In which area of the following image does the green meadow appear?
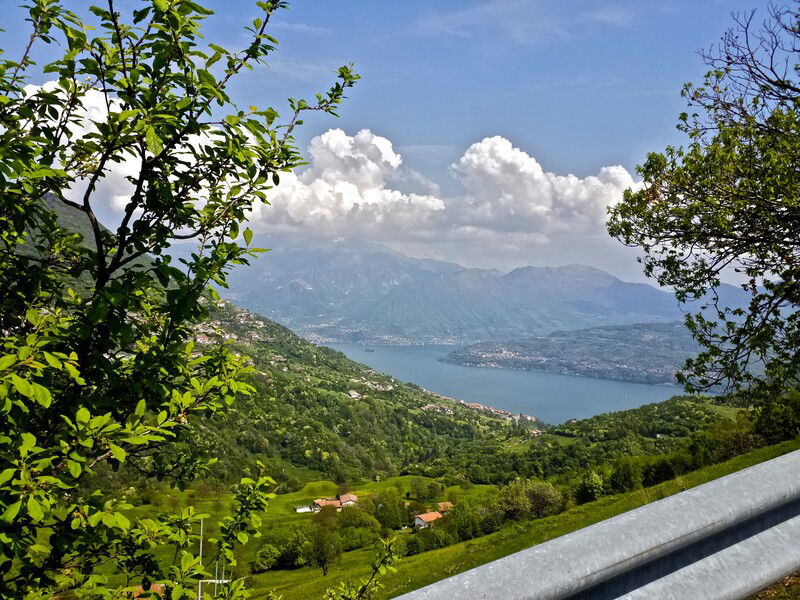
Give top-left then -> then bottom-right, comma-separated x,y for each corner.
115,438 -> 800,598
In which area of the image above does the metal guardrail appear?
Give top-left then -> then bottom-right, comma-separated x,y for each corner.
397,449 -> 800,600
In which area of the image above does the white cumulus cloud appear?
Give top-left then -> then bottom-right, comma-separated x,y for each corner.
28,76 -> 640,272
247,129 -> 641,269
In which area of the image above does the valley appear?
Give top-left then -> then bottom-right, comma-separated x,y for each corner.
328,342 -> 676,423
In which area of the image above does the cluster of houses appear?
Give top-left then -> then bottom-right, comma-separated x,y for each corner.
295,494 -> 456,531
418,391 -> 539,424
413,501 -> 453,528
294,492 -> 359,513
421,403 -> 455,416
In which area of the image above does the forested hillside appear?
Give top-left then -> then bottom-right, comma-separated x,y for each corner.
161,301 -> 751,489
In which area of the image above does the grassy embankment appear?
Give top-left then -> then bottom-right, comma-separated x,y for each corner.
249,438 -> 800,599
114,437 -> 800,598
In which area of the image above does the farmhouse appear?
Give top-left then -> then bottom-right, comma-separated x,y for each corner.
313,498 -> 342,511
414,511 -> 443,528
307,492 -> 360,512
339,493 -> 359,507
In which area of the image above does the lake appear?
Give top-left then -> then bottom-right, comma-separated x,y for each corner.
327,343 -> 678,424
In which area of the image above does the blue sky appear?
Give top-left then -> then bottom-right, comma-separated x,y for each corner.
3,0 -> 767,279
217,0 -> 762,179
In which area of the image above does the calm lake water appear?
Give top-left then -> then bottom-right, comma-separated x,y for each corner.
327,343 -> 678,425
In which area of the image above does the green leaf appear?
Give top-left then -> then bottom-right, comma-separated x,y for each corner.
27,496 -> 43,521
115,512 -> 130,530
64,362 -> 84,383
31,383 -> 52,408
10,374 -> 33,398
243,228 -> 253,245
0,469 -> 15,486
109,444 -> 126,462
67,460 -> 82,478
20,433 -> 35,456
2,501 -> 21,523
43,352 -> 62,369
24,309 -> 41,326
0,355 -> 15,371
145,126 -> 163,155
101,512 -> 117,528
135,399 -> 146,417
153,0 -> 169,12
76,407 -> 90,424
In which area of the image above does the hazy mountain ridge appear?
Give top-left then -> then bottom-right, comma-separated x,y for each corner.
219,235 -> 745,345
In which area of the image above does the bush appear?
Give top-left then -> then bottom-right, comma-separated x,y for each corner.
498,479 -> 531,520
607,460 -> 642,494
253,544 -> 281,573
526,481 -> 563,517
575,471 -> 604,504
754,389 -> 800,444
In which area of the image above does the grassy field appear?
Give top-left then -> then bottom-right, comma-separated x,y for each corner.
112,438 -> 800,598
110,475 -> 496,591
246,438 -> 800,599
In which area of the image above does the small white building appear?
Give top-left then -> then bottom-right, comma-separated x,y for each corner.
294,505 -> 313,513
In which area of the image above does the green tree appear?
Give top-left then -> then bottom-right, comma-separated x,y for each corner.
607,460 -> 641,494
497,479 -> 531,520
575,471 -> 604,504
525,481 -> 562,517
754,388 -> 800,443
0,0 -> 357,597
374,490 -> 404,530
607,4 -> 800,401
305,524 -> 343,577
410,477 -> 428,501
253,543 -> 280,573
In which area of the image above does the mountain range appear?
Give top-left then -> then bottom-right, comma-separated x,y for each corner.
214,234 -> 747,345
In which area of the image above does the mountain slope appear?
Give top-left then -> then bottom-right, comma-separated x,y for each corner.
42,200 -> 735,491
216,235 -> 724,344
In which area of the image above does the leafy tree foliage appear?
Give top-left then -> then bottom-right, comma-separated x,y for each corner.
607,459 -> 642,494
0,0 -> 356,596
575,471 -> 604,504
525,481 -> 562,518
305,524 -> 342,577
608,3 -> 800,400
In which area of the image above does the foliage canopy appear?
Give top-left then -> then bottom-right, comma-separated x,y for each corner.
608,3 -> 800,402
0,0 -> 357,597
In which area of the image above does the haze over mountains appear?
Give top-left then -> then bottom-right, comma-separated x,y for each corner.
216,235 -> 748,345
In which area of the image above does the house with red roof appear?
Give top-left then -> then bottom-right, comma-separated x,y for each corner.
437,501 -> 453,513
339,492 -> 358,507
414,511 -> 443,528
313,498 -> 342,511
